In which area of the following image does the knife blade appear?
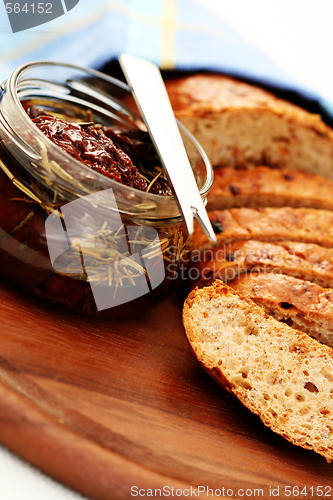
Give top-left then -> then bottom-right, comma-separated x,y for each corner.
119,53 -> 216,243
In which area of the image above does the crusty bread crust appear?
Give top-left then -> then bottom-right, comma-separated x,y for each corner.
207,166 -> 333,211
166,74 -> 333,177
192,207 -> 333,250
183,281 -> 333,461
188,240 -> 333,289
229,272 -> 333,347
167,74 -> 319,118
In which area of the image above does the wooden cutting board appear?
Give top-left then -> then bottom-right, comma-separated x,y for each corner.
0,281 -> 332,500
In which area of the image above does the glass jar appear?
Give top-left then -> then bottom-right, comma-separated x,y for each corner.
0,61 -> 213,317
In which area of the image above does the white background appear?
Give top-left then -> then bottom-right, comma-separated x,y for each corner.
197,0 -> 333,103
1,0 -> 333,499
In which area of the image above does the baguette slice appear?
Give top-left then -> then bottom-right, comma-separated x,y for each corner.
189,240 -> 333,289
166,74 -> 333,177
192,207 -> 333,250
207,166 -> 333,211
229,272 -> 333,347
183,281 -> 333,461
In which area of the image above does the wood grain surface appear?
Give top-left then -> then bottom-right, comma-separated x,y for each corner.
0,281 -> 332,500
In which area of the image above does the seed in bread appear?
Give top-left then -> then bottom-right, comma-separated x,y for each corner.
229,272 -> 333,347
166,74 -> 333,178
207,166 -> 333,211
192,207 -> 333,250
188,240 -> 333,289
183,281 -> 333,462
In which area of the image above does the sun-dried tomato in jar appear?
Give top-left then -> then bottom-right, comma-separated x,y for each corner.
0,62 -> 212,316
25,103 -> 172,196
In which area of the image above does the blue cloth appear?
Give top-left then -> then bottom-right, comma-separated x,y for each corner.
0,0 -> 330,116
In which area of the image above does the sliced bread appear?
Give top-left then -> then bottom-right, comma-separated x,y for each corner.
189,240 -> 333,289
183,281 -> 333,461
229,272 -> 333,347
207,166 -> 333,211
192,207 -> 333,250
166,74 -> 333,177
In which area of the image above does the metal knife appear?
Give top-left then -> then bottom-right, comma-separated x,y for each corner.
119,53 -> 216,243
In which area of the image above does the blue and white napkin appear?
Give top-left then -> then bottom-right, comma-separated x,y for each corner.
0,0 -> 330,117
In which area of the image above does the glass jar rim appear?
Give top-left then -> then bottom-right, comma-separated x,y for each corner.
1,60 -> 213,221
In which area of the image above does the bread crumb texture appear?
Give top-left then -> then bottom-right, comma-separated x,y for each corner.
166,74 -> 333,177
183,281 -> 333,462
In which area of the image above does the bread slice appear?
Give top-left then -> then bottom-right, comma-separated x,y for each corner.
183,281 -> 333,461
189,240 -> 333,289
166,74 -> 333,177
192,207 -> 333,250
207,166 -> 333,211
229,272 -> 333,347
